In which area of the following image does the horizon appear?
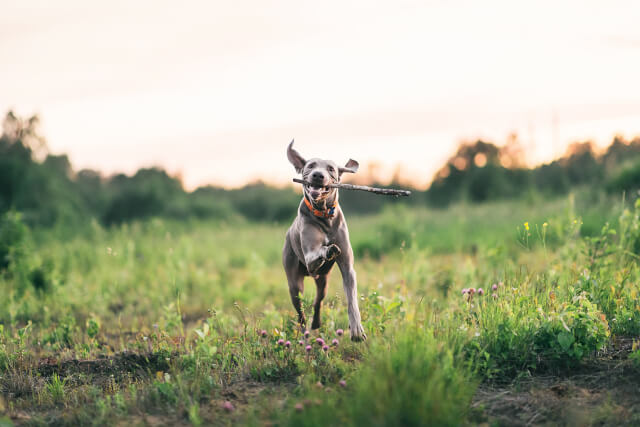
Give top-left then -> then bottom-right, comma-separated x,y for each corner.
2,1 -> 640,190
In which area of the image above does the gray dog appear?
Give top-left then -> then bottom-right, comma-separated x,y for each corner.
283,140 -> 366,341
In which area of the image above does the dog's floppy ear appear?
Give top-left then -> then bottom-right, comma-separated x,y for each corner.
339,159 -> 359,176
287,140 -> 306,174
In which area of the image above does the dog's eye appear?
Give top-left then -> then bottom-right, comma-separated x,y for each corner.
327,166 -> 334,173
307,162 -> 316,169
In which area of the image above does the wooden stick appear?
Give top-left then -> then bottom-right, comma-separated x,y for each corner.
293,178 -> 411,197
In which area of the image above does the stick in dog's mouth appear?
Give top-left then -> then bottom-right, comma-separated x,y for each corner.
308,183 -> 331,192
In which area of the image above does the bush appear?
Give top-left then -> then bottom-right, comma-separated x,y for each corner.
467,279 -> 609,378
352,207 -> 413,259
282,327 -> 475,427
0,210 -> 28,271
606,160 -> 640,197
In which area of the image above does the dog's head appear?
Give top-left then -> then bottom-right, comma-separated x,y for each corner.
287,140 -> 359,203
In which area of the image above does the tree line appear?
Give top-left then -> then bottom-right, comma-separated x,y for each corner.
2,111 -> 640,228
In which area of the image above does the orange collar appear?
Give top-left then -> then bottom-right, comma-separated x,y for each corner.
304,197 -> 337,219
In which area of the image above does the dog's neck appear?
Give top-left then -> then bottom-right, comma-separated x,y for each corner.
304,189 -> 339,214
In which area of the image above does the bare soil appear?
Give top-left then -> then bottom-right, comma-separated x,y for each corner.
473,337 -> 640,426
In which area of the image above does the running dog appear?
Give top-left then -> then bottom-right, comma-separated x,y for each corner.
282,140 -> 366,341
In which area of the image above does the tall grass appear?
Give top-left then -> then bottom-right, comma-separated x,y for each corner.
1,193 -> 639,425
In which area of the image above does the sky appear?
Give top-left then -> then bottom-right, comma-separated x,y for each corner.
1,0 -> 639,189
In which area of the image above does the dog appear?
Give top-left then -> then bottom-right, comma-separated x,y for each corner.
282,140 -> 366,341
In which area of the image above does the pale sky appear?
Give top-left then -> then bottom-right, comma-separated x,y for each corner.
2,0 -> 639,189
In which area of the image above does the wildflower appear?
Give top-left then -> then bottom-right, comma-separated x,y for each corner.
477,288 -> 484,296
285,340 -> 291,348
222,401 -> 234,412
298,340 -> 305,346
304,330 -> 310,339
322,345 -> 329,352
524,222 -> 529,231
305,345 -> 312,353
461,288 -> 468,295
315,338 -> 325,346
492,293 -> 497,299
469,288 -> 476,294
260,330 -> 267,338
339,380 -> 347,388
277,338 -> 285,346
543,222 -> 548,228
331,338 -> 339,346
336,329 -> 344,336
295,402 -> 304,412
492,284 -> 498,291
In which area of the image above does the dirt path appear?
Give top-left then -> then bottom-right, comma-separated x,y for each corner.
473,338 -> 640,426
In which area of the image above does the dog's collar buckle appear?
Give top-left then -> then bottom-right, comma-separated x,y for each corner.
304,197 -> 337,219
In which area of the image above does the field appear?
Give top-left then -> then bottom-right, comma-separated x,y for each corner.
2,193 -> 640,426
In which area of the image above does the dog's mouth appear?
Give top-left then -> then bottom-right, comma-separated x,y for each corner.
307,182 -> 331,200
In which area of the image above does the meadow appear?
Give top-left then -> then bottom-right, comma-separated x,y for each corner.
1,192 -> 640,426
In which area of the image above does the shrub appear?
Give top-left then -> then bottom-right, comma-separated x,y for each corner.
0,210 -> 28,271
282,327 -> 475,426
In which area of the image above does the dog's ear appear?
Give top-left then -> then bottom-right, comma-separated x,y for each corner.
339,159 -> 359,176
287,140 -> 306,174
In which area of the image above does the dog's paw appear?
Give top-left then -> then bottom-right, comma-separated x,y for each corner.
325,244 -> 341,261
311,317 -> 321,330
350,324 -> 367,342
307,257 -> 325,275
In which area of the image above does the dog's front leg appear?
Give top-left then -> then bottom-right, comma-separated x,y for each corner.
337,245 -> 366,341
301,227 -> 340,275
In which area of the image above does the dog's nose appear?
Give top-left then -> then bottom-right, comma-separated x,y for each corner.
311,171 -> 324,181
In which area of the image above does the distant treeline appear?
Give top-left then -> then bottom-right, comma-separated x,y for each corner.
2,110 -> 640,227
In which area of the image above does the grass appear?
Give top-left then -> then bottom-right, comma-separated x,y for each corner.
1,192 -> 640,425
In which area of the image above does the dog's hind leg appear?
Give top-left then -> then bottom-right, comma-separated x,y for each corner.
311,274 -> 328,329
283,240 -> 306,326
287,272 -> 306,327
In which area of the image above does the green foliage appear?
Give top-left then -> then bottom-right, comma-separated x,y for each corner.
606,160 -> 640,196
3,109 -> 640,232
46,373 -> 67,403
1,156 -> 640,425
0,211 -> 28,271
281,327 -> 474,427
352,206 -> 413,258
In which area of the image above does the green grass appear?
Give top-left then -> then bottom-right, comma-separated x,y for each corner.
1,193 -> 640,425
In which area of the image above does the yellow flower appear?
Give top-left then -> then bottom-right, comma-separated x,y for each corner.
524,222 -> 529,231
543,222 -> 548,228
